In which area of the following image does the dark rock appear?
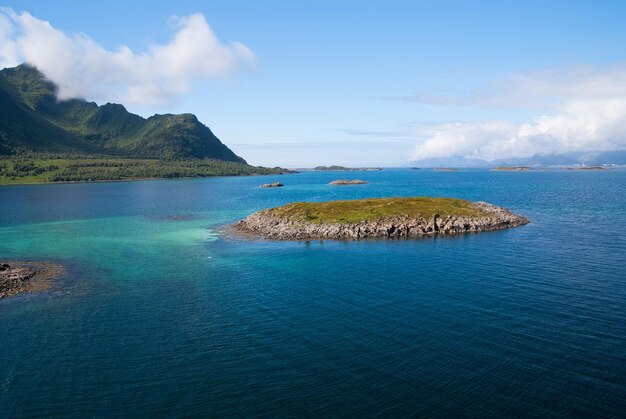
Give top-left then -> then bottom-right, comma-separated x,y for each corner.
0,261 -> 64,299
260,182 -> 284,188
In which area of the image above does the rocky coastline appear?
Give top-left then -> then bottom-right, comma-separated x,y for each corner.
233,199 -> 529,240
0,261 -> 65,299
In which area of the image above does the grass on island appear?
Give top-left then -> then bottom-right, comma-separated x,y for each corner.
0,154 -> 287,185
267,197 -> 487,224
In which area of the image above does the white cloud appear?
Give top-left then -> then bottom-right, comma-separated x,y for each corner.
411,65 -> 626,161
0,9 -> 255,107
396,64 -> 626,110
0,12 -> 19,66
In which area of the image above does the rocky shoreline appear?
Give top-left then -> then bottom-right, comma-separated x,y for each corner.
233,200 -> 529,240
0,261 -> 65,299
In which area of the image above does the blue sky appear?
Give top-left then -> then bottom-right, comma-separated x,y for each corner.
2,1 -> 626,166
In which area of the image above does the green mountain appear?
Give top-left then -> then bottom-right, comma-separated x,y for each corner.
0,64 -> 245,163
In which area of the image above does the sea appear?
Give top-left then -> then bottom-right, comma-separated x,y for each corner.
1,168 -> 625,417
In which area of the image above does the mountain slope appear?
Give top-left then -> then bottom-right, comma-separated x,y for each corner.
0,72 -> 99,154
0,64 -> 245,162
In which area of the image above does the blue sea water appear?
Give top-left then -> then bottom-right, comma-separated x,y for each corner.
1,169 -> 625,417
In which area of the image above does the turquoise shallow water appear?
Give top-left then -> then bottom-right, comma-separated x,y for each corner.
1,169 -> 625,417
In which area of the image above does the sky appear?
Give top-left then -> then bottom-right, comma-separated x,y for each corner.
1,0 -> 626,167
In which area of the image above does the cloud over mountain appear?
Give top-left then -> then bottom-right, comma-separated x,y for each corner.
410,65 -> 626,161
0,9 -> 255,107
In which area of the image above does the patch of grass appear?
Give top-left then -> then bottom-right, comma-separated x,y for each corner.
0,153 -> 290,185
268,197 -> 487,224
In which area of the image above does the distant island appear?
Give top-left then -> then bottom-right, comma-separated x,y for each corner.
233,197 -> 529,240
0,64 -> 291,184
491,166 -> 532,171
313,165 -> 382,171
329,179 -> 368,185
565,166 -> 607,171
433,168 -> 458,172
409,151 -> 626,168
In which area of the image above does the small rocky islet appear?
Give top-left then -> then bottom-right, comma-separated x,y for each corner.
0,261 -> 64,299
260,182 -> 284,188
491,166 -> 533,171
329,179 -> 368,185
234,197 -> 529,240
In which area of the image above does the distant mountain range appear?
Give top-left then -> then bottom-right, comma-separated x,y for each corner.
410,150 -> 626,168
0,64 -> 245,162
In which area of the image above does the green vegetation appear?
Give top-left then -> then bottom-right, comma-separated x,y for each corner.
0,64 -> 295,184
313,165 -> 351,171
266,197 -> 487,224
0,64 -> 245,162
0,154 -> 288,185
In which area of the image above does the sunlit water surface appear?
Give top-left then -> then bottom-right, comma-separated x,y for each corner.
1,169 -> 625,417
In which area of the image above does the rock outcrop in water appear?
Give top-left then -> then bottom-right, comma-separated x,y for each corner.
233,198 -> 529,240
0,261 -> 64,299
329,179 -> 368,185
260,182 -> 284,188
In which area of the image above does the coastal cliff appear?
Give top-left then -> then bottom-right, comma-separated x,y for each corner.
233,197 -> 529,240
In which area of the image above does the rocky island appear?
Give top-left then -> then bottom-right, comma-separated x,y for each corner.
260,182 -> 284,188
329,179 -> 368,185
313,166 -> 382,171
233,197 -> 529,240
566,166 -> 607,171
492,166 -> 533,171
0,261 -> 64,299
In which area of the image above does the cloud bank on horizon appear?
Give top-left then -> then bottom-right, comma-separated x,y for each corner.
0,8 -> 254,107
409,65 -> 626,161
